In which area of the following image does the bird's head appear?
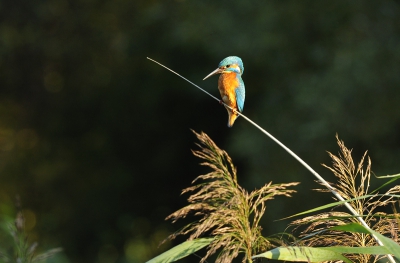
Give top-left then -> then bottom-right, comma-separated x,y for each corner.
203,56 -> 244,80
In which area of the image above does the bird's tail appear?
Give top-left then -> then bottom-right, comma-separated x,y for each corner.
227,109 -> 239,127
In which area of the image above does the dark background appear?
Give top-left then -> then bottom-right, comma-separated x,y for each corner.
1,1 -> 400,262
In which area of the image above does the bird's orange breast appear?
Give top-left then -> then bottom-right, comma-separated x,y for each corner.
218,73 -> 239,109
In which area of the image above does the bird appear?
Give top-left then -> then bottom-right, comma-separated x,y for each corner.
203,56 -> 245,127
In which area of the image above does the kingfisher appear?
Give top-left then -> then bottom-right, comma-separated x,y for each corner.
203,56 -> 245,127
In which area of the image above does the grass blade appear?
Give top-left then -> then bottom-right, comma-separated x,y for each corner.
282,195 -> 374,220
145,238 -> 213,263
252,247 -> 351,263
371,173 -> 400,194
253,245 -> 391,263
331,223 -> 400,260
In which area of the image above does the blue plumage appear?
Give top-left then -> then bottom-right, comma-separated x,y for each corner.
218,56 -> 244,75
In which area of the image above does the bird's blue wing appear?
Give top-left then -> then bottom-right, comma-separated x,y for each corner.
235,78 -> 245,112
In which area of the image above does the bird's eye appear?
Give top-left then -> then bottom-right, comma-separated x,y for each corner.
225,65 -> 230,68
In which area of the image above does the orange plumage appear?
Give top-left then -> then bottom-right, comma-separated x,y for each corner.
218,73 -> 240,127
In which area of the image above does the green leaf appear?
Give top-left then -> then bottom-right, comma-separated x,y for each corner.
330,222 -> 370,234
323,246 -> 389,254
371,173 -> 400,194
146,238 -> 213,263
282,194 -> 400,220
371,231 -> 400,259
253,245 -> 393,263
374,173 -> 400,179
330,223 -> 400,260
252,247 -> 351,263
282,195 -> 374,220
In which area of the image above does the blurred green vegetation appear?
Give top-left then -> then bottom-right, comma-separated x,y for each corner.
1,0 -> 400,262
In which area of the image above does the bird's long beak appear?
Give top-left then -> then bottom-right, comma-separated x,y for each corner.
203,68 -> 223,80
